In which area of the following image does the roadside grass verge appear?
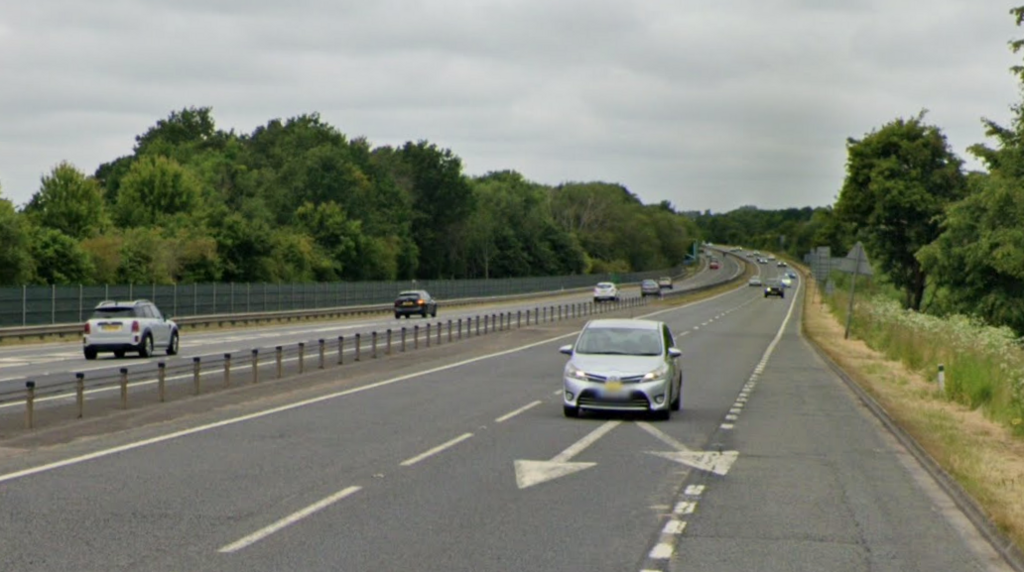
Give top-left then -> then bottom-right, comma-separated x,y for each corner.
802,274 -> 1024,551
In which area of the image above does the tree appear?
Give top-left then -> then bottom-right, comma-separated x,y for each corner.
919,7 -> 1024,331
135,106 -> 217,159
835,114 -> 967,310
393,141 -> 475,278
114,155 -> 204,228
919,174 -> 1024,331
27,227 -> 94,284
0,190 -> 34,285
24,161 -> 109,239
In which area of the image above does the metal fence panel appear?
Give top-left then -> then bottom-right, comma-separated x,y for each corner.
0,264 -> 685,327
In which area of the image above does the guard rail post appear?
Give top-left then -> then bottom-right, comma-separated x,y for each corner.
75,372 -> 85,418
401,327 -> 407,351
372,331 -> 378,358
120,367 -> 129,409
157,362 -> 166,402
386,329 -> 393,355
475,316 -> 480,336
414,325 -> 419,349
251,349 -> 259,384
426,323 -> 431,347
298,342 -> 305,373
558,305 -> 562,321
517,310 -> 521,328
193,357 -> 202,394
437,322 -> 442,345
355,334 -> 361,361
275,346 -> 283,378
223,353 -> 232,387
338,336 -> 344,365
447,320 -> 452,343
318,339 -> 326,369
457,318 -> 462,339
25,381 -> 35,429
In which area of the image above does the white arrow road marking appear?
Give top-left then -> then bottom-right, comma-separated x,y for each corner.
514,420 -> 620,489
635,421 -> 739,476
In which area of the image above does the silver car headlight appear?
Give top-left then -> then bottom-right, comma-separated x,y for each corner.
642,364 -> 669,382
565,363 -> 589,381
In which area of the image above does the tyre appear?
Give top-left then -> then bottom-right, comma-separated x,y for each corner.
395,313 -> 401,319
113,350 -> 126,358
780,293 -> 785,299
563,405 -> 579,418
431,308 -> 437,318
166,331 -> 179,356
84,347 -> 97,360
139,334 -> 154,358
422,308 -> 428,318
652,408 -> 671,421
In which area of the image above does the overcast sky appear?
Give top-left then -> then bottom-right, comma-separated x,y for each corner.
1,0 -> 1021,214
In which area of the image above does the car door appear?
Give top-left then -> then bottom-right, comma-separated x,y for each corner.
147,304 -> 169,346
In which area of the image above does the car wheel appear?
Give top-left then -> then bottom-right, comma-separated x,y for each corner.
113,350 -> 126,358
166,331 -> 179,356
422,309 -> 428,318
780,293 -> 785,299
139,334 -> 153,358
395,313 -> 400,319
432,308 -> 437,318
563,405 -> 579,418
84,347 -> 97,360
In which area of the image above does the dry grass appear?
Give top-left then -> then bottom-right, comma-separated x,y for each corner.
802,276 -> 1024,549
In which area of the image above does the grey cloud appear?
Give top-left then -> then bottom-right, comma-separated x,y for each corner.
0,0 -> 1020,213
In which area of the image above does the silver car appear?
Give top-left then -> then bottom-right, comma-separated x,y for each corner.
560,319 -> 683,420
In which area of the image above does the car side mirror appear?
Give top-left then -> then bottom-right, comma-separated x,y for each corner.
559,344 -> 574,355
668,347 -> 682,358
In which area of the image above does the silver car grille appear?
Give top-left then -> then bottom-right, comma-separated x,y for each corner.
583,373 -> 645,384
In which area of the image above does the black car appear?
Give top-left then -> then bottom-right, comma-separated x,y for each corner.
764,281 -> 785,298
394,290 -> 438,318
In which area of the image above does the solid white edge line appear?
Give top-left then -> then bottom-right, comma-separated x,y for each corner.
495,400 -> 542,423
218,485 -> 361,553
399,433 -> 474,467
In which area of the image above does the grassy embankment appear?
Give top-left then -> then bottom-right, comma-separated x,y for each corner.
802,272 -> 1024,549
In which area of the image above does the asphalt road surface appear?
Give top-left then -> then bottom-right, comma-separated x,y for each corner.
0,260 -> 1010,572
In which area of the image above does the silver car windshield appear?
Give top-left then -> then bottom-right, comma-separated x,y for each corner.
575,327 -> 663,356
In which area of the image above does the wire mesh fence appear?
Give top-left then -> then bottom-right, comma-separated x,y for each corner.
0,266 -> 684,327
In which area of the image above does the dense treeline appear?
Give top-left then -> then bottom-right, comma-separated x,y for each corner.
695,6 -> 1024,336
0,109 -> 700,286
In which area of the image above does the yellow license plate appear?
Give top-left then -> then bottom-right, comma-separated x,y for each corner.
101,324 -> 121,331
605,381 -> 623,392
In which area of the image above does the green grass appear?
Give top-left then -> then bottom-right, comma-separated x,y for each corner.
822,288 -> 1024,437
